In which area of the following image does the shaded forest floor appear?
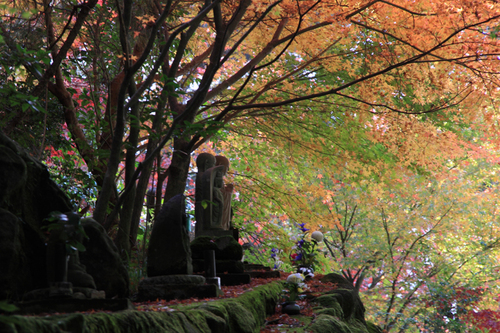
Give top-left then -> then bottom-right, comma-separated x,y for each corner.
133,272 -> 335,333
21,272 -> 338,332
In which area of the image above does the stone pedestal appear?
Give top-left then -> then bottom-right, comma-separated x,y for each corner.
136,275 -> 221,301
193,259 -> 245,274
244,263 -> 281,279
206,277 -> 221,290
197,228 -> 238,240
49,282 -> 73,298
23,286 -> 106,301
217,273 -> 251,286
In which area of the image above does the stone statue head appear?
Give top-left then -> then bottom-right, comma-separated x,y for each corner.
215,155 -> 230,175
196,153 -> 216,173
214,168 -> 224,188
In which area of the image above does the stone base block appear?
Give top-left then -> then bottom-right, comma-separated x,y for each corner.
217,273 -> 251,286
140,275 -> 205,286
193,259 -> 245,274
23,286 -> 106,301
244,264 -> 271,271
196,228 -> 238,240
137,283 -> 220,301
137,275 -> 220,301
248,270 -> 281,278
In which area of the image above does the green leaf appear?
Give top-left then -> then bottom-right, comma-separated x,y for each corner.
69,241 -> 86,252
0,300 -> 18,312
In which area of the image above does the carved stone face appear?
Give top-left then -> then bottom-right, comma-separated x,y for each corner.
206,158 -> 216,171
196,153 -> 216,172
214,170 -> 223,188
215,155 -> 230,175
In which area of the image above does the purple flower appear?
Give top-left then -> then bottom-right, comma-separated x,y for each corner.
297,239 -> 305,248
294,253 -> 303,261
298,223 -> 309,232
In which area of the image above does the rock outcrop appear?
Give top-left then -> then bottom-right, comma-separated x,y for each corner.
0,131 -> 128,300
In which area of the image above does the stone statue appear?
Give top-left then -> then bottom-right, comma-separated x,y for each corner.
45,212 -> 96,297
201,165 -> 226,229
195,153 -> 236,238
195,153 -> 216,235
215,156 -> 234,230
147,194 -> 193,276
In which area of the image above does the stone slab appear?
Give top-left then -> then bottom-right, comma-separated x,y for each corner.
244,264 -> 271,271
139,275 -> 205,286
248,271 -> 281,279
217,273 -> 251,286
192,259 -> 245,274
136,283 -> 219,302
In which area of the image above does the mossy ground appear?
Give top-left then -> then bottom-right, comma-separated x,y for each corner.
2,275 -> 383,333
2,282 -> 282,333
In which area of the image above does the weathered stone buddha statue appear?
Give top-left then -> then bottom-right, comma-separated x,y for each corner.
201,164 -> 226,229
195,153 -> 235,238
215,155 -> 234,230
195,153 -> 216,235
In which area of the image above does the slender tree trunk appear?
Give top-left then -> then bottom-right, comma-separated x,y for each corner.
128,88 -> 168,247
114,91 -> 139,259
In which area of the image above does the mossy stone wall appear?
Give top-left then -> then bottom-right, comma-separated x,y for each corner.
2,280 -> 383,333
2,282 -> 282,333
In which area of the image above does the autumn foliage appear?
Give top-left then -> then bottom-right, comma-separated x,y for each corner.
2,0 -> 500,331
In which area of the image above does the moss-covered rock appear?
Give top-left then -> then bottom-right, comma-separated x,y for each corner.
0,133 -> 129,301
0,313 -> 86,333
322,288 -> 366,323
314,306 -> 343,318
307,283 -> 383,333
3,276 -> 384,333
321,273 -> 356,289
308,314 -> 356,333
366,321 -> 384,333
3,281 -> 283,333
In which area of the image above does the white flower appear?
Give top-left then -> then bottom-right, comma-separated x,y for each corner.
311,231 -> 324,242
287,273 -> 305,284
298,266 -> 314,278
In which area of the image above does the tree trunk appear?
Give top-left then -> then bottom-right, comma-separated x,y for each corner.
128,90 -> 167,246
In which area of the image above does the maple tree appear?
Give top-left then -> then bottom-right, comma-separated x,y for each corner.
2,0 -> 500,258
2,5 -> 500,331
248,159 -> 500,331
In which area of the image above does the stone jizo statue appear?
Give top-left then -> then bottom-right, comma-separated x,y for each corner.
201,165 -> 226,229
215,156 -> 234,230
195,153 -> 234,236
45,212 -> 96,296
195,153 -> 216,235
